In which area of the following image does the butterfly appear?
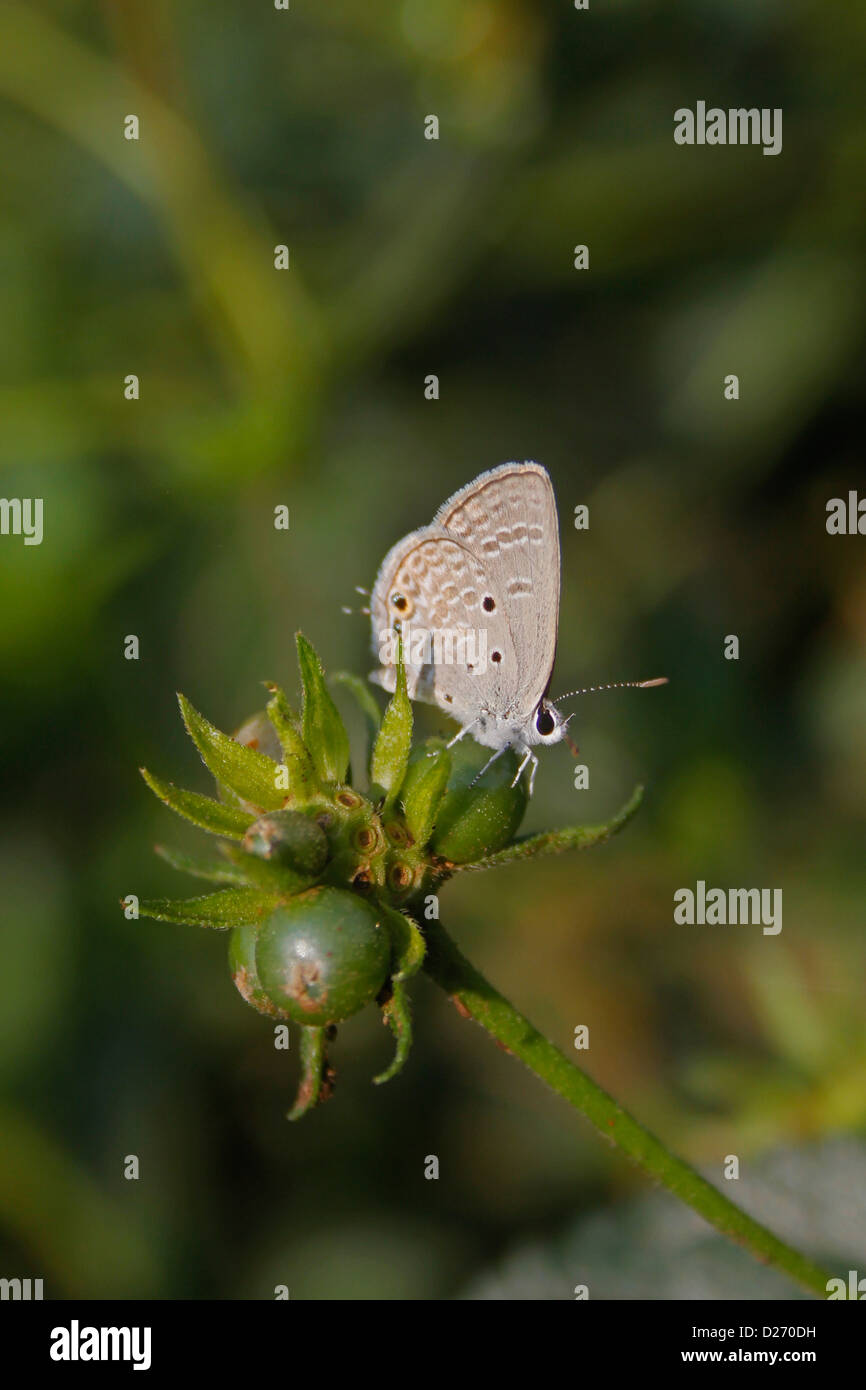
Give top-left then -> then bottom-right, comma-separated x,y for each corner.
367,462 -> 665,795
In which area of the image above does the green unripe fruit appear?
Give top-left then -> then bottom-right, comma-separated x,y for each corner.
429,739 -> 528,863
242,810 -> 329,876
229,924 -> 290,1019
255,887 -> 391,1025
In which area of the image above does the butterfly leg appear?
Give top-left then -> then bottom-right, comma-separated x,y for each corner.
527,754 -> 539,797
426,718 -> 481,759
445,719 -> 481,750
511,748 -> 536,794
467,743 -> 510,787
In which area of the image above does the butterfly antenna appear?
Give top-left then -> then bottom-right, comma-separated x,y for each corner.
553,677 -> 668,700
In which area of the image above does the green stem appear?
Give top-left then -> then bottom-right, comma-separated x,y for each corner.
422,918 -> 834,1299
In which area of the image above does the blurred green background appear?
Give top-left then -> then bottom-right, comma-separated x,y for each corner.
1,0 -> 865,1299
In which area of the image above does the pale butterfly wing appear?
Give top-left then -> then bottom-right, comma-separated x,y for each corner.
368,461 -> 660,796
434,462 -> 560,718
369,528 -> 438,698
370,526 -> 518,722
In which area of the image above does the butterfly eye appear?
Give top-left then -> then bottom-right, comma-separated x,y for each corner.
535,707 -> 556,736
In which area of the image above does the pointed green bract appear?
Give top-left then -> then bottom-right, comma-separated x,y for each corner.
137,887 -> 280,929
296,633 -> 351,784
401,744 -> 451,846
223,844 -> 319,895
179,694 -> 287,811
381,904 -> 426,982
451,785 -> 645,872
369,642 -> 412,811
288,1024 -> 333,1121
140,768 -> 251,839
374,981 -> 413,1085
265,682 -> 319,800
373,905 -> 425,1084
155,843 -> 250,885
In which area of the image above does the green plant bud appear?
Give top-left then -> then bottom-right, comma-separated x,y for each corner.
333,788 -> 364,812
242,809 -> 329,876
429,739 -> 528,864
321,794 -> 388,889
400,742 -> 451,847
255,887 -> 391,1025
386,857 -> 420,898
383,819 -> 409,847
228,924 -> 290,1019
349,817 -> 384,858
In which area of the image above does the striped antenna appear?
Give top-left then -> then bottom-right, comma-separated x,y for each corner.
553,677 -> 668,700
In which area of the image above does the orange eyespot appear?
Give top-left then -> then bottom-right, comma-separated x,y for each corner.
390,591 -> 413,618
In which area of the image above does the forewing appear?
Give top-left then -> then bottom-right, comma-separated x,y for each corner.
435,462 -> 560,714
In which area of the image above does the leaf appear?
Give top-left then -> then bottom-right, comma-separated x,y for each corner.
381,904 -> 426,983
401,745 -> 451,846
374,981 -> 413,1086
369,640 -> 412,812
288,1024 -> 336,1121
137,887 -> 279,929
178,694 -> 287,811
154,844 -> 250,885
265,682 -> 319,801
140,768 -> 251,839
221,843 -> 320,895
296,633 -> 351,783
451,785 -> 645,872
373,906 -> 425,1085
